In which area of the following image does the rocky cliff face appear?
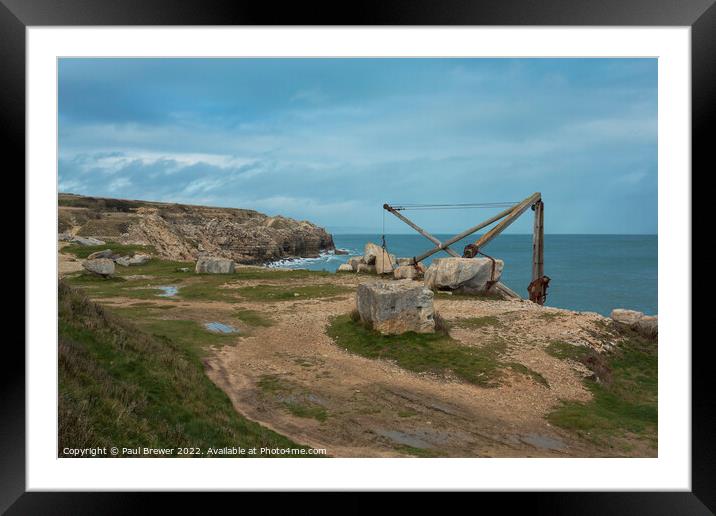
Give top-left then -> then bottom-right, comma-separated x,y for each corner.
58,194 -> 335,264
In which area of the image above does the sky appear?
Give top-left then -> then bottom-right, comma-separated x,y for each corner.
58,58 -> 657,234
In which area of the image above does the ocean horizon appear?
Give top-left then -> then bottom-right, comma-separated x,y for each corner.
269,233 -> 657,317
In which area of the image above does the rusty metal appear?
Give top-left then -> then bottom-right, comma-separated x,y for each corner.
527,275 -> 551,305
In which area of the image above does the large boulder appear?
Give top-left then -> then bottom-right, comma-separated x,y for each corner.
82,258 -> 115,277
363,243 -> 395,274
611,309 -> 658,340
337,263 -> 354,273
393,263 -> 425,281
424,257 -> 503,294
611,309 -> 644,327
71,236 -> 106,246
347,256 -> 364,271
195,257 -> 235,274
356,280 -> 435,334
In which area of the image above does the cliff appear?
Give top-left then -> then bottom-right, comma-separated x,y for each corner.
58,193 -> 335,264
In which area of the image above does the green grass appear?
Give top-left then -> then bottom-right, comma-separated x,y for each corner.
58,280 -> 313,457
235,309 -> 274,327
545,336 -> 657,451
326,314 -> 548,389
257,374 -> 328,422
236,283 -> 351,302
61,242 -> 154,259
396,445 -> 441,457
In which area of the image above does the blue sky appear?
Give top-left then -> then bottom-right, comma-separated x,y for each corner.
58,58 -> 657,234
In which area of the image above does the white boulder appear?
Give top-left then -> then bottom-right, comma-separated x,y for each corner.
424,257 -> 503,294
356,279 -> 435,334
195,257 -> 235,274
82,258 -> 115,277
337,263 -> 354,273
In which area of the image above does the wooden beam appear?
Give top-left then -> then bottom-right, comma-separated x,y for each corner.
383,204 -> 460,259
411,204 -> 515,263
464,192 -> 541,255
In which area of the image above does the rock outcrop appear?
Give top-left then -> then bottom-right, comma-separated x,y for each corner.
195,257 -> 236,274
58,193 -> 335,264
424,257 -> 503,294
611,309 -> 658,340
356,280 -> 435,334
82,258 -> 115,277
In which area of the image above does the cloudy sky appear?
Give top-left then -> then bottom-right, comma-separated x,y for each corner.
58,58 -> 657,234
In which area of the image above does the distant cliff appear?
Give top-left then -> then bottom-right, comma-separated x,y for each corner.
58,193 -> 335,264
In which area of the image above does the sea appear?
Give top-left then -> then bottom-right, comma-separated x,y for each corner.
267,234 -> 657,317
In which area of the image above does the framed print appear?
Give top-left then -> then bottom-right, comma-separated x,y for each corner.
5,0 -> 710,511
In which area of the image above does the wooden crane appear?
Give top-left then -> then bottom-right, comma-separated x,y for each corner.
382,192 -> 550,304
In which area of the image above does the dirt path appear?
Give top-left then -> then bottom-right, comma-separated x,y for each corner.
201,281 -> 614,457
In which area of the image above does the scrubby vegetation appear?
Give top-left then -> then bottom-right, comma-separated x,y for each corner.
545,336 -> 657,452
326,314 -> 547,389
58,281 -> 312,457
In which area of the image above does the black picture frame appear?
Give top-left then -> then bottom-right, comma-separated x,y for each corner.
5,0 -> 708,512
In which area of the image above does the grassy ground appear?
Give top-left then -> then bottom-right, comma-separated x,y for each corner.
326,313 -> 547,389
58,281 -> 314,457
62,250 -> 338,304
545,335 -> 657,452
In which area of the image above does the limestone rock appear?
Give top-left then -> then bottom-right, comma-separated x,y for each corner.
347,256 -> 364,271
195,257 -> 235,274
357,263 -> 377,274
82,258 -> 115,277
393,263 -> 425,281
337,263 -> 354,273
424,257 -> 503,294
58,193 -> 335,265
363,243 -> 395,274
635,316 -> 658,339
87,249 -> 115,260
611,309 -> 658,340
396,257 -> 415,266
611,309 -> 644,327
71,236 -> 106,246
356,279 -> 435,334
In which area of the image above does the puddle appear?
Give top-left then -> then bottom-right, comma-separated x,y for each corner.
519,433 -> 566,451
204,322 -> 239,334
157,285 -> 179,297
